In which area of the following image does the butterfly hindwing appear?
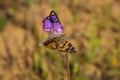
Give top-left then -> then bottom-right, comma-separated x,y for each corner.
58,40 -> 76,53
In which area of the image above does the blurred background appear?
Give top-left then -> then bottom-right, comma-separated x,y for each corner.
0,0 -> 120,80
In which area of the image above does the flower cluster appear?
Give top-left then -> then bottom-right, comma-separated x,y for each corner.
42,11 -> 64,34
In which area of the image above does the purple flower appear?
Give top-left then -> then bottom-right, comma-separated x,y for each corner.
50,15 -> 58,23
53,23 -> 64,34
42,18 -> 52,32
42,11 -> 64,34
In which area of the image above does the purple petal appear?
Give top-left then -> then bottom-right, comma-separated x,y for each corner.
53,23 -> 64,34
50,15 -> 58,23
42,18 -> 52,32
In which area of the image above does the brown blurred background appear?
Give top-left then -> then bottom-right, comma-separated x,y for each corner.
0,0 -> 120,80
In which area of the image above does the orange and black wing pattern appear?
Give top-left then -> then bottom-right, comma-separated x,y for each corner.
42,34 -> 76,54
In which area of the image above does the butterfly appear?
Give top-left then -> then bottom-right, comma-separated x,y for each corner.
39,34 -> 76,53
40,10 -> 76,54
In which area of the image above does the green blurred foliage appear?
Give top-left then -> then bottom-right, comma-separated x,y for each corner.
0,16 -> 7,31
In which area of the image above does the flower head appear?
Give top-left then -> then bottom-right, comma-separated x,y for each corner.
42,11 -> 64,34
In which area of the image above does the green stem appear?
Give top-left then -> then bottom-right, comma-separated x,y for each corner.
66,52 -> 70,80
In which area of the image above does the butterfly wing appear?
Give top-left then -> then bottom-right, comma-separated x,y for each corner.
41,34 -> 64,50
58,40 -> 76,53
43,37 -> 58,50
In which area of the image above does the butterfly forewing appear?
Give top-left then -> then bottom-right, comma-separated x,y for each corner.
44,38 -> 58,50
43,34 -> 63,50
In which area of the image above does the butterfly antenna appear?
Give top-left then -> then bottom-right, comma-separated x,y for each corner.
50,10 -> 61,24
